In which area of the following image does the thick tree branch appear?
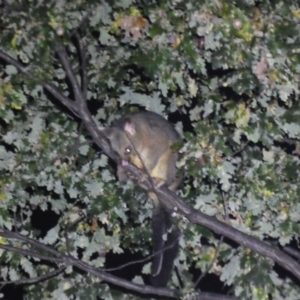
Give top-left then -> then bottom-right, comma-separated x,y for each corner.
282,246 -> 300,260
154,185 -> 300,279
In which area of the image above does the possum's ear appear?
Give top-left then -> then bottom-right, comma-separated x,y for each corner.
123,119 -> 136,136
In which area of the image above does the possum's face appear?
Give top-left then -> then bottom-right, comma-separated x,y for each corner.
105,127 -> 133,162
104,119 -> 142,165
104,119 -> 145,183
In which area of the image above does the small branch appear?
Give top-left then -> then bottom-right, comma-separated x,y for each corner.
194,236 -> 224,288
230,141 -> 249,158
0,230 -> 179,298
0,229 -> 238,299
70,7 -> 95,37
194,181 -> 226,288
74,31 -> 88,99
0,50 -> 79,115
282,246 -> 300,260
0,230 -> 62,258
75,122 -> 85,157
66,214 -> 86,230
0,266 -> 65,285
105,227 -> 184,272
0,50 -> 114,161
0,244 -> 63,263
53,43 -> 115,161
39,140 -> 91,172
55,42 -> 85,104
64,214 -> 85,255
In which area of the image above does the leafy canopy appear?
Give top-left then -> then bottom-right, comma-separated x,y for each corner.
1,0 -> 300,299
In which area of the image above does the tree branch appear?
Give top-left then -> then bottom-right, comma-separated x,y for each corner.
0,50 -> 79,115
74,31 -> 88,99
154,184 -> 300,280
55,42 -> 84,104
0,266 -> 65,285
0,244 -> 63,263
0,230 -> 238,299
0,50 -> 115,161
54,44 -> 117,161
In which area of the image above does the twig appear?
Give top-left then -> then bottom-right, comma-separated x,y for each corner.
105,226 -> 185,272
70,7 -> 95,37
0,266 -> 65,285
65,214 -> 85,255
0,244 -> 63,263
0,50 -> 79,116
0,230 -> 181,298
39,140 -> 91,172
74,31 -> 88,99
55,42 -> 85,104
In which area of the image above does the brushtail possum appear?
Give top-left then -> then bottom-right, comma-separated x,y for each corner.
104,110 -> 181,286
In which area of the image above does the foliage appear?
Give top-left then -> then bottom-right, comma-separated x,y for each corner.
1,0 -> 300,299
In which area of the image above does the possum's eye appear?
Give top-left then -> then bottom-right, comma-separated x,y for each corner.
125,146 -> 132,154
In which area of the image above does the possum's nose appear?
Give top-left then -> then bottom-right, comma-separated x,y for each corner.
121,160 -> 129,167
